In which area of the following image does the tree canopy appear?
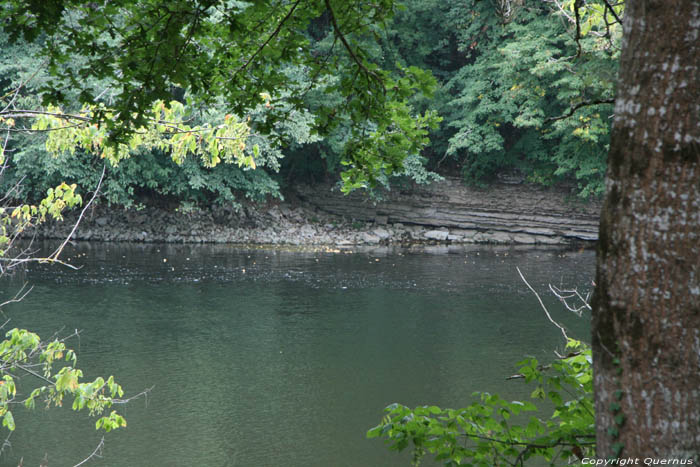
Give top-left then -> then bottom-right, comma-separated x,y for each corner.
1,0 -> 440,192
1,0 -> 617,205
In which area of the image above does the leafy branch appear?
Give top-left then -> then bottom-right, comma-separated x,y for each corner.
19,100 -> 256,169
369,270 -> 595,465
232,0 -> 303,83
324,0 -> 385,91
0,327 -> 143,435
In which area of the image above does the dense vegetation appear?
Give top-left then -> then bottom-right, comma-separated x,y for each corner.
2,0 -> 697,464
0,0 -> 617,209
369,339 -> 595,465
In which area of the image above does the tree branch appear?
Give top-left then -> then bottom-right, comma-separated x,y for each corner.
324,0 -> 384,90
545,98 -> 615,123
601,0 -> 622,25
0,110 -> 92,122
516,267 -> 569,342
73,437 -> 104,467
573,0 -> 583,57
231,0 -> 302,82
0,283 -> 33,310
463,431 -> 595,448
48,164 -> 106,263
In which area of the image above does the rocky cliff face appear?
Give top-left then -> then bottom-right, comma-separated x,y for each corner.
294,178 -> 601,244
33,179 -> 600,245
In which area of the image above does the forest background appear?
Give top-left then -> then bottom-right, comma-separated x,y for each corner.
0,0 -> 617,210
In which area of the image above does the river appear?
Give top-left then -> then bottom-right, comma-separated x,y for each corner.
0,243 -> 594,466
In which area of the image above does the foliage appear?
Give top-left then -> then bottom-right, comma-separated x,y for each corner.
0,31 -> 285,208
0,0 -> 440,190
33,100 -> 252,168
0,182 -> 82,262
437,0 -> 619,196
0,180 -> 130,443
26,98 -> 277,208
1,0 -> 622,201
1,328 -> 127,434
339,80 -> 441,192
0,184 -> 72,259
368,339 -> 595,465
340,0 -> 619,197
276,8 -> 444,190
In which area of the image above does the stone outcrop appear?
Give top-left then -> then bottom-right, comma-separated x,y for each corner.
295,178 -> 601,244
34,179 -> 600,245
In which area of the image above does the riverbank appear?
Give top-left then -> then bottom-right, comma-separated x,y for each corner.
36,179 -> 601,246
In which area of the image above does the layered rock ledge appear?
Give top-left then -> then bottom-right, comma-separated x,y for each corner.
36,179 -> 600,246
296,178 -> 601,244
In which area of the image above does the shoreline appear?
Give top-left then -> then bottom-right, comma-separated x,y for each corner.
35,180 -> 600,247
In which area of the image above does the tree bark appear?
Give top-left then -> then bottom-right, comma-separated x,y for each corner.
592,0 -> 699,459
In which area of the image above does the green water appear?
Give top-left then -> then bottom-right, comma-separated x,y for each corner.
0,243 -> 593,466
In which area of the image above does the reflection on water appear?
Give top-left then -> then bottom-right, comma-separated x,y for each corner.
0,243 -> 594,466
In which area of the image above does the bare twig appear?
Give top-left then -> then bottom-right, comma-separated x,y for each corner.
549,284 -> 592,315
73,437 -> 105,467
573,0 -> 583,57
596,331 -> 616,358
0,109 -> 93,123
0,283 -> 34,319
516,267 -> 569,342
547,0 -> 575,24
112,385 -> 154,405
0,176 -> 26,204
2,123 -> 86,133
48,164 -> 106,262
506,363 -> 552,380
0,256 -> 81,270
463,431 -> 595,448
0,430 -> 11,456
16,363 -> 54,385
0,59 -> 48,114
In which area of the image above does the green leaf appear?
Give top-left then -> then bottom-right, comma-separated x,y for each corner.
2,411 -> 14,431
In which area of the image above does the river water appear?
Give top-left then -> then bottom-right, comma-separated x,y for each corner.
0,243 -> 594,466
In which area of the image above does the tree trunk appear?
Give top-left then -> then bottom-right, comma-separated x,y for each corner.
592,0 -> 699,459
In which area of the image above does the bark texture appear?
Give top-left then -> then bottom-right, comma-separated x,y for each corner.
592,0 -> 700,458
